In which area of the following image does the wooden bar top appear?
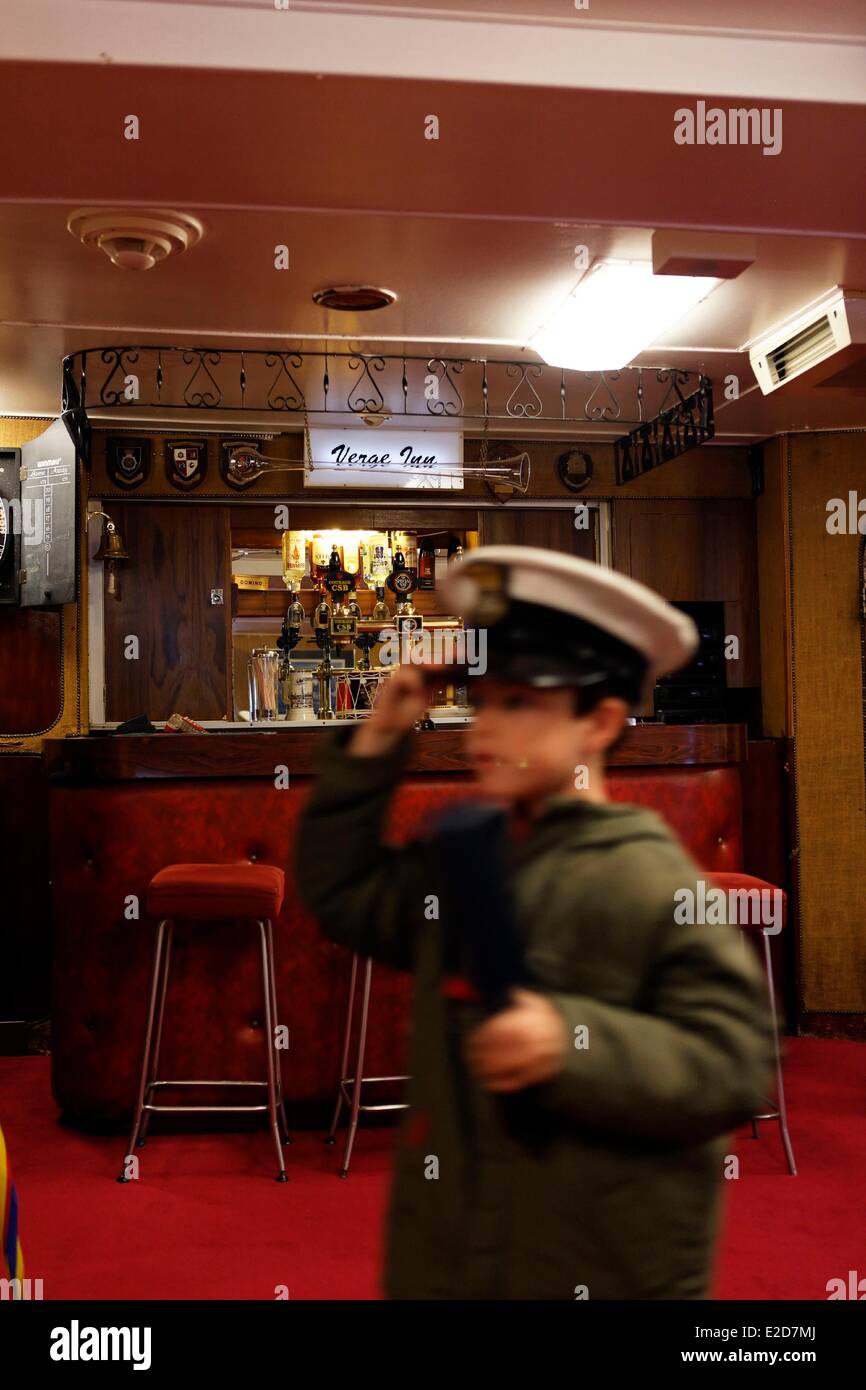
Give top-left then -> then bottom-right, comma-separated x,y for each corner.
42,723 -> 748,783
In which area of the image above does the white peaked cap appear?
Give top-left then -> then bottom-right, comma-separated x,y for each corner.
442,546 -> 699,681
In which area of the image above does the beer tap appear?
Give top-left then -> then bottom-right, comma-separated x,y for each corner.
387,547 -> 423,665
386,550 -> 433,727
324,548 -> 359,655
372,586 -> 390,623
313,602 -> 334,720
315,547 -> 362,717
277,587 -> 305,679
387,550 -> 419,620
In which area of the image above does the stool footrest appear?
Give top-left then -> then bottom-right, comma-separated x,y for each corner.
143,1103 -> 271,1114
343,1101 -> 408,1114
338,1076 -> 409,1114
146,1079 -> 270,1089
340,1074 -> 409,1087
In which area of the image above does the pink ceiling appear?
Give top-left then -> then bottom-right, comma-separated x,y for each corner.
98,0 -> 866,39
0,41 -> 864,437
0,63 -> 863,239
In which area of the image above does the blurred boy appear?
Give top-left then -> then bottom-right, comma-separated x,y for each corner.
297,548 -> 774,1299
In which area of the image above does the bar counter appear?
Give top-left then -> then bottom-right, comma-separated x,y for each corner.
43,721 -> 747,782
44,724 -> 750,1123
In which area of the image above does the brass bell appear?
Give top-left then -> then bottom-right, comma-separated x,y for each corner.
88,510 -> 129,599
94,521 -> 129,564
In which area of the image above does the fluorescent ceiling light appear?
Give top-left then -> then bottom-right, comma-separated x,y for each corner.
529,260 -> 719,371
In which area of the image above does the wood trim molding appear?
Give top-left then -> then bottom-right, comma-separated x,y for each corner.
43,722 -> 748,783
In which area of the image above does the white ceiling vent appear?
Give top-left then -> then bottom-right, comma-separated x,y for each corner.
67,208 -> 204,270
749,288 -> 866,395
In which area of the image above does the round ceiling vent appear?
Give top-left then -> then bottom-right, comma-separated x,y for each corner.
312,284 -> 397,312
67,208 -> 204,270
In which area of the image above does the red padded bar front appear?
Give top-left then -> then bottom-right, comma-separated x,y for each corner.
49,766 -> 743,1121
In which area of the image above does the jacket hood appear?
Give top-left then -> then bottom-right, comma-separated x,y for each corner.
528,797 -> 675,851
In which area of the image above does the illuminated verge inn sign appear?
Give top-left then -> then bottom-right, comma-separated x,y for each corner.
306,428 -> 463,489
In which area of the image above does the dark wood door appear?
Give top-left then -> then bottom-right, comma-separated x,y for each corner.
103,505 -> 231,722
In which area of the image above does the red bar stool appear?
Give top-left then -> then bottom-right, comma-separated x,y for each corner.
118,862 -> 290,1184
711,872 -> 797,1176
326,953 -> 409,1177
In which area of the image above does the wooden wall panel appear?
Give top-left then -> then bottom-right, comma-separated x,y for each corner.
479,507 -> 596,558
103,504 -> 231,722
755,438 -> 792,739
612,497 -> 760,689
90,427 -> 754,504
789,432 -> 866,1013
501,441 -> 754,500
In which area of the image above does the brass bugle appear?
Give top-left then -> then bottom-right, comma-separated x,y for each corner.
225,444 -> 530,494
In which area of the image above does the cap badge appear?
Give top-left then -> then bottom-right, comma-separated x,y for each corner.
465,562 -> 509,626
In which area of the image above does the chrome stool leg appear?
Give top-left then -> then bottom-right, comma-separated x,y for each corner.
264,918 -> 290,1146
328,955 -> 409,1176
762,930 -> 797,1176
339,957 -> 373,1178
258,920 -> 288,1182
137,920 -> 174,1148
326,952 -> 360,1147
118,918 -> 171,1182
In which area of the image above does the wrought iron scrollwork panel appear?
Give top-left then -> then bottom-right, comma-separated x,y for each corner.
504,363 -> 544,419
583,371 -> 622,422
182,350 -> 223,408
98,348 -> 142,406
347,355 -> 386,414
265,352 -> 305,411
60,347 -> 709,443
425,358 -> 465,417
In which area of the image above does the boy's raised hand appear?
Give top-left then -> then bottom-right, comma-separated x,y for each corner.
466,988 -> 568,1092
350,664 -> 429,758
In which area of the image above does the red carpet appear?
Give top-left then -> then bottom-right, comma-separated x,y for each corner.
1,1038 -> 863,1300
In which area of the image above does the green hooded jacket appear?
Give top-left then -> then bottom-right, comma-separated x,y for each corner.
297,731 -> 776,1300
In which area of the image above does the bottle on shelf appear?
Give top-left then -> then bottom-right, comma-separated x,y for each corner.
418,541 -> 436,590
312,534 -> 341,584
363,532 -> 391,589
392,530 -> 418,574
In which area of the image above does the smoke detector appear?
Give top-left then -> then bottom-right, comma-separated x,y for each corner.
67,208 -> 204,270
